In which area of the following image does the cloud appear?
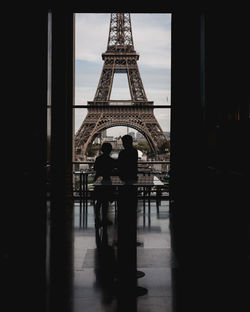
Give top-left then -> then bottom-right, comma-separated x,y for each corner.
146,89 -> 171,104
75,14 -> 110,62
132,14 -> 171,69
75,13 -> 171,69
75,87 -> 95,104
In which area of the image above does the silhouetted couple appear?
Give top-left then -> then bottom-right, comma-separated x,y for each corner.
94,135 -> 138,227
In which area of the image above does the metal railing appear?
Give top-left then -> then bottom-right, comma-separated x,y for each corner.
72,161 -> 170,199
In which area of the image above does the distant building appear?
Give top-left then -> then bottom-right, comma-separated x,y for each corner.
137,150 -> 143,159
93,134 -> 101,144
103,136 -> 114,142
128,131 -> 135,139
102,129 -> 107,138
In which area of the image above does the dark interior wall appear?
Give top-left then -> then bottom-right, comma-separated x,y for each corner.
205,11 -> 250,171
203,11 -> 250,311
5,6 -> 74,312
169,9 -> 249,312
4,6 -> 48,312
204,11 -> 249,259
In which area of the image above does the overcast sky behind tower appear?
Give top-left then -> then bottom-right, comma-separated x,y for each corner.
74,13 -> 171,136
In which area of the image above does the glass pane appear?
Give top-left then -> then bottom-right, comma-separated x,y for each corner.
74,13 -> 171,164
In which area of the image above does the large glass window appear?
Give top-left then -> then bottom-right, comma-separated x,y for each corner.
74,13 -> 171,169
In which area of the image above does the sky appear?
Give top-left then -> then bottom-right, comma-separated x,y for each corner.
74,13 -> 171,136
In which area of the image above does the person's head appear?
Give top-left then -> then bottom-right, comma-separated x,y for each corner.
122,134 -> 133,149
101,142 -> 112,155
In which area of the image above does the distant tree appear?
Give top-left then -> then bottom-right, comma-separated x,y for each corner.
159,141 -> 168,154
86,143 -> 101,157
137,141 -> 151,153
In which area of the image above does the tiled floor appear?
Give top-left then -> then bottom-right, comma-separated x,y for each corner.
73,199 -> 176,312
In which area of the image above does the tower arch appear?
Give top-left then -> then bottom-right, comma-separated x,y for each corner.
84,122 -> 157,157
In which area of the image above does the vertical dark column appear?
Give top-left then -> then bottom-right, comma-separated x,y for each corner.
49,10 -> 74,312
4,6 -> 48,312
170,11 -> 206,312
170,11 -> 205,263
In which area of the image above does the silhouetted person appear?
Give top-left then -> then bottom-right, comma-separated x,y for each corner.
94,142 -> 116,181
118,135 -> 138,181
116,135 -> 143,304
94,143 -> 116,228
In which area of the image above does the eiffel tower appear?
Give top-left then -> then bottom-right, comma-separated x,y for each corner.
75,13 -> 169,160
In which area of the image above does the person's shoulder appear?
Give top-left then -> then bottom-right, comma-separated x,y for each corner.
118,149 -> 125,157
95,155 -> 101,161
132,147 -> 138,154
95,155 -> 104,163
108,156 -> 115,162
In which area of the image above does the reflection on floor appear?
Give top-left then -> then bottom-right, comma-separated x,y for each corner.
73,200 -> 177,312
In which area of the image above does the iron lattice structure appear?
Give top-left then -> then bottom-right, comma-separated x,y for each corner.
75,13 -> 169,160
